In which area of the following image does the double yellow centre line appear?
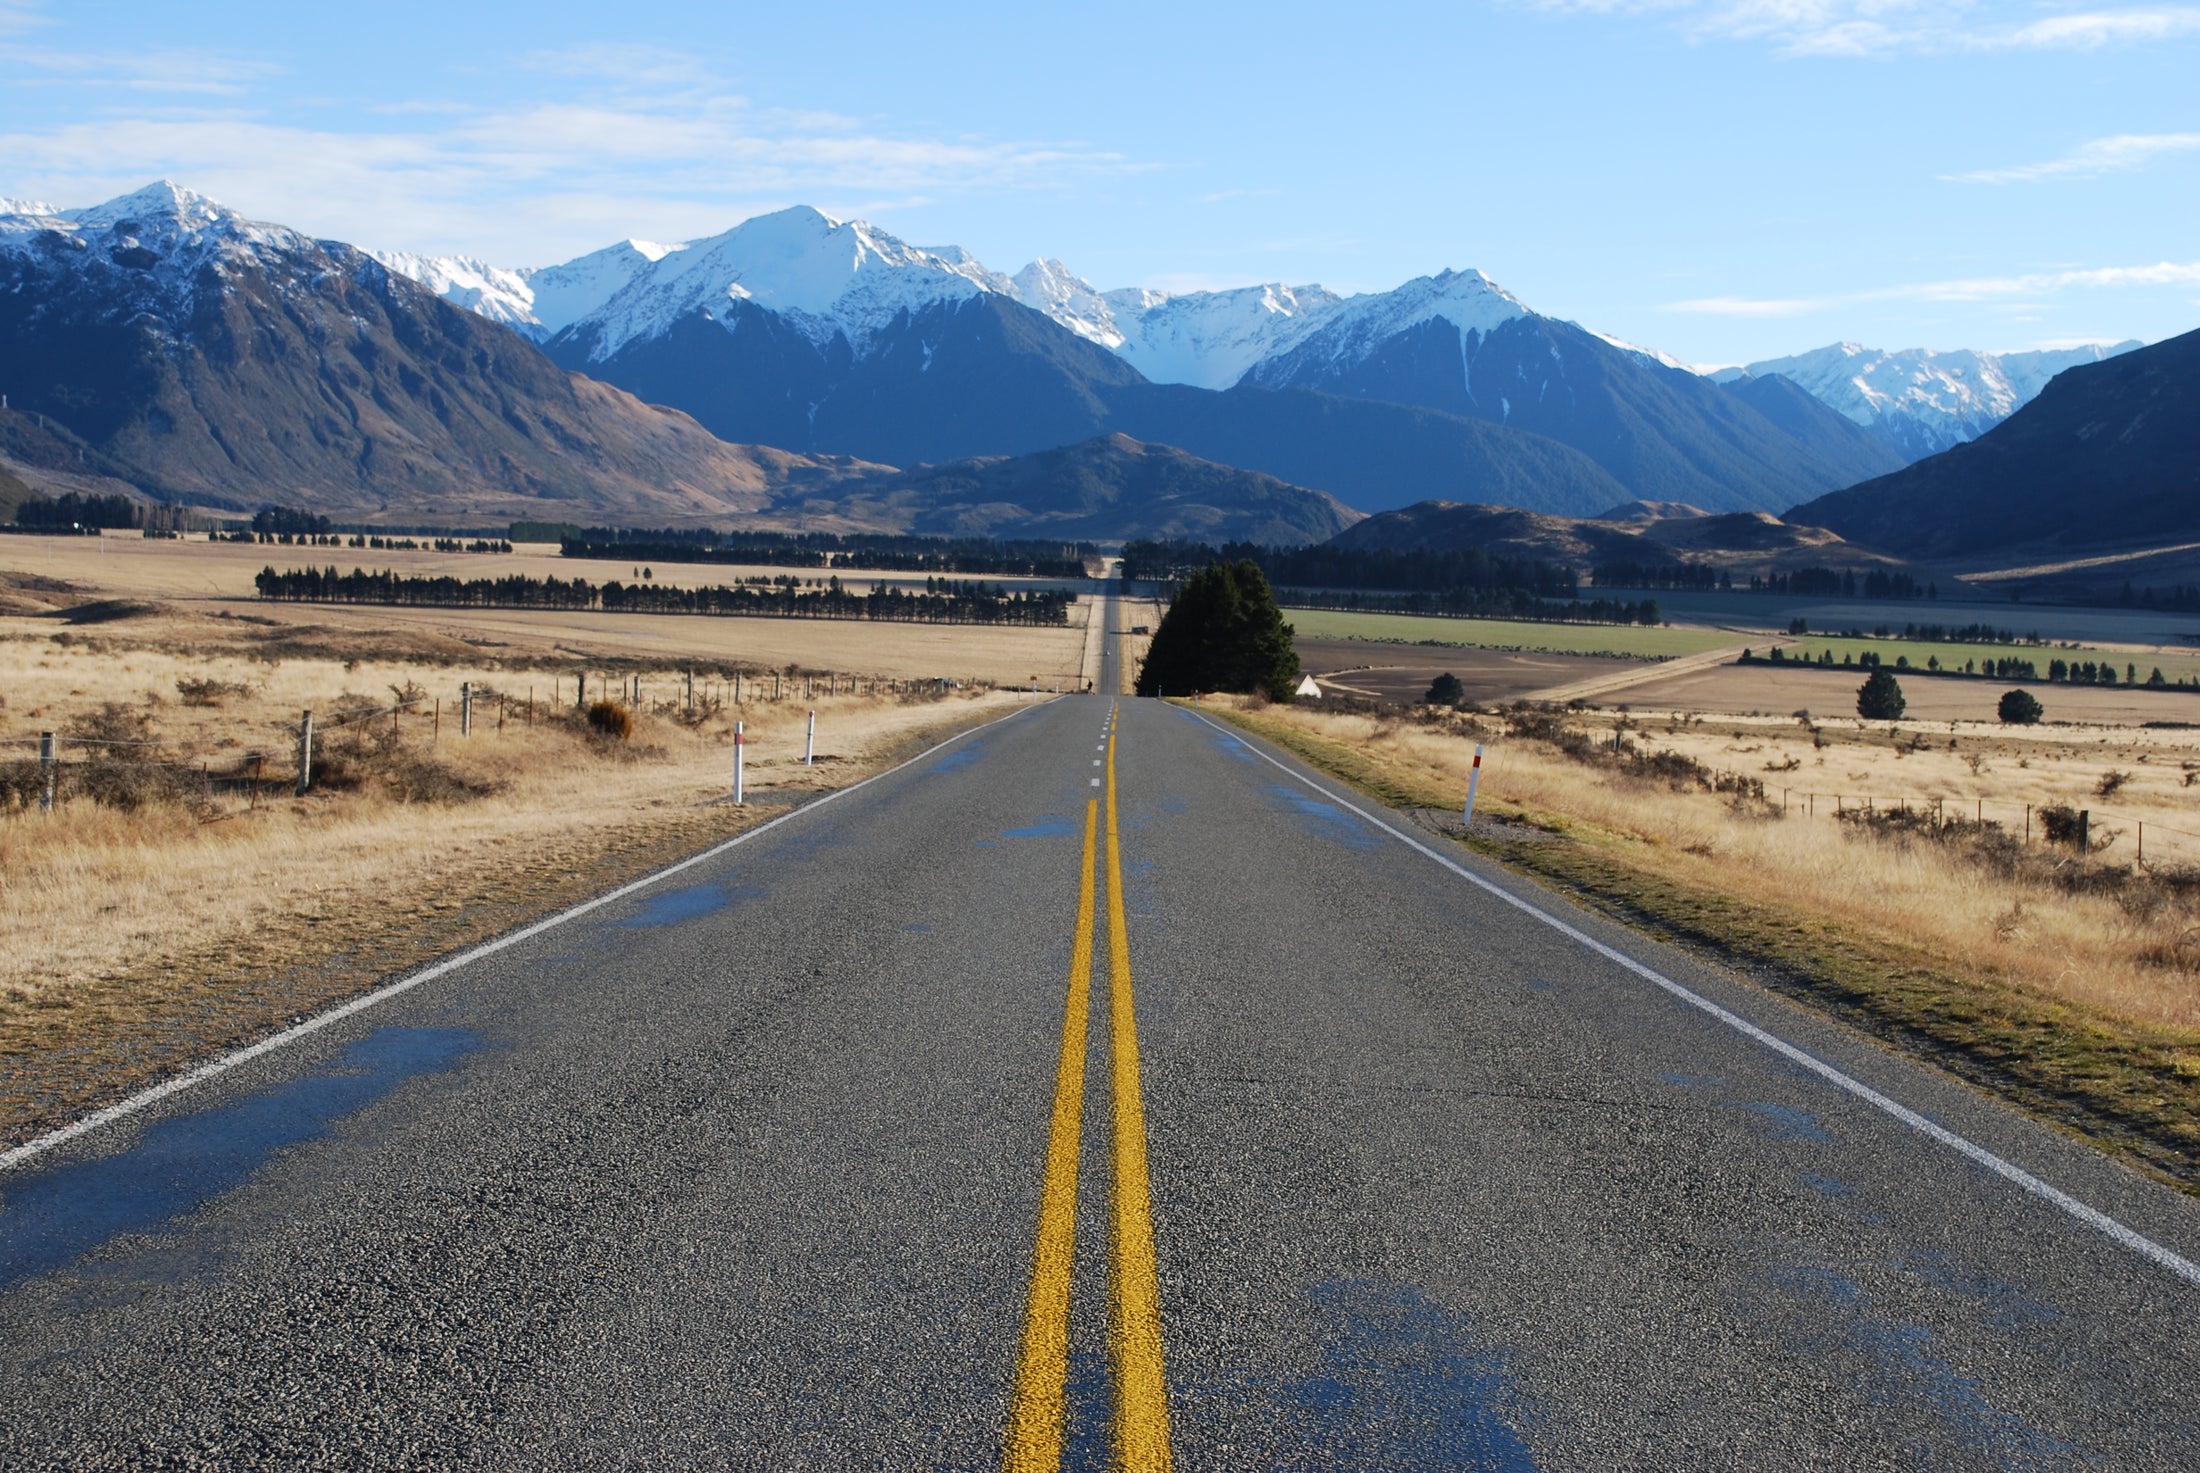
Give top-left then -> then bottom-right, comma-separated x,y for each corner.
1005,706 -> 1172,1472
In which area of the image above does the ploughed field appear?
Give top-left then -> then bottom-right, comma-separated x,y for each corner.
1292,635 -> 1624,705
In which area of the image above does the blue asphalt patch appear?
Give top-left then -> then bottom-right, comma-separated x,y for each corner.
0,1026 -> 482,1291
616,882 -> 761,929
1002,816 -> 1078,839
1266,784 -> 1380,849
1739,1102 -> 1833,1142
1287,1280 -> 1540,1470
1772,1262 -> 2083,1469
930,743 -> 987,775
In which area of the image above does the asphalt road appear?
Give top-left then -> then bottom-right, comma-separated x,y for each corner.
4,584 -> 2198,1469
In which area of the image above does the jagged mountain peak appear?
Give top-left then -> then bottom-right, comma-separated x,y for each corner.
561,204 -> 1014,361
1012,257 -> 1126,350
1717,338 -> 2144,460
67,179 -> 231,228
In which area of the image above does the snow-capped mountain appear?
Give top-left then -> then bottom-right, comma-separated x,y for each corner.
1,181 -> 320,305
365,238 -> 684,340
1713,341 -> 2142,461
1004,261 -> 1344,389
554,206 -> 1014,362
0,182 -> 866,519
1245,268 -> 1529,392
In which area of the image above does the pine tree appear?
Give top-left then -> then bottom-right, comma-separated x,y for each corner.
1856,668 -> 1906,720
1135,560 -> 1301,700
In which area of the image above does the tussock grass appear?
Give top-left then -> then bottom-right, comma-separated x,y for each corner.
0,621 -> 1026,1141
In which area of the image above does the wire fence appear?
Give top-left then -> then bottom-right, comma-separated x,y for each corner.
1,666 -> 980,816
1763,785 -> 2200,866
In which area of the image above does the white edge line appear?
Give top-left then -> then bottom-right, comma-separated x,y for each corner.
1186,707 -> 2200,1289
0,699 -> 1049,1176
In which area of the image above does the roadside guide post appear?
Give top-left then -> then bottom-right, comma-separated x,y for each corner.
296,710 -> 314,796
1463,744 -> 1485,829
38,731 -> 55,813
460,682 -> 472,738
805,709 -> 816,766
734,720 -> 746,805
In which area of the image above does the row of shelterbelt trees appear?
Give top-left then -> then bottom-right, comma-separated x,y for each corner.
1120,538 -> 1663,625
253,566 -> 1075,626
554,527 -> 1097,579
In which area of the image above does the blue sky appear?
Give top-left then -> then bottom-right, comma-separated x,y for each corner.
2,0 -> 2195,365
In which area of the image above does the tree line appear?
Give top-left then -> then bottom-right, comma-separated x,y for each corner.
557,528 -> 1095,578
11,492 -> 194,533
1274,588 -> 1663,625
253,566 -> 1074,625
1122,538 -> 1578,597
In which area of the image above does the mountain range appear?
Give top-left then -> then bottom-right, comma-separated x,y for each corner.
376,206 -> 2130,486
1790,326 -> 2200,563
0,186 -> 1360,541
0,185 -> 876,523
1333,500 -> 1912,578
1714,341 -> 2140,461
0,183 -> 2178,561
378,203 -> 1905,514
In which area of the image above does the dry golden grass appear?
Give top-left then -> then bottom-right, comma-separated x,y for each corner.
1,631 -> 1020,1004
0,606 -> 1039,1143
0,531 -> 1096,688
1241,698 -> 2200,1031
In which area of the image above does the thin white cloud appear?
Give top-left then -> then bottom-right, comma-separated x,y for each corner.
2,29 -> 282,95
0,92 -> 1148,263
1530,1 -> 2200,55
1949,131 -> 2200,182
0,0 -> 48,37
1666,259 -> 2200,314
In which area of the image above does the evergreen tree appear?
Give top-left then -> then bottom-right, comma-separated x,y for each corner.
1856,668 -> 1906,720
1424,672 -> 1466,707
1998,688 -> 2043,725
1135,560 -> 1301,700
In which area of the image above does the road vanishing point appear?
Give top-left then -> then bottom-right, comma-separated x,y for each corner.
4,584 -> 2197,1469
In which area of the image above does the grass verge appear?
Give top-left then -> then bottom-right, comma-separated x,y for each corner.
1,686 -> 1021,1150
1203,700 -> 2200,1196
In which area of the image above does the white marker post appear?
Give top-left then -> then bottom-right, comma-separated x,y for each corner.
1462,744 -> 1484,829
733,720 -> 746,805
805,709 -> 816,766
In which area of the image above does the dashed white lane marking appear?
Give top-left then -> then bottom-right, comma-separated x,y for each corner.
1,700 -> 1056,1175
1185,708 -> 2200,1289
1091,778 -> 1102,787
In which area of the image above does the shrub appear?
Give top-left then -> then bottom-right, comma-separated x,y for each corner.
1424,672 -> 1466,707
1998,688 -> 2043,725
176,675 -> 255,708
586,700 -> 634,741
2038,804 -> 2086,848
1856,668 -> 1906,720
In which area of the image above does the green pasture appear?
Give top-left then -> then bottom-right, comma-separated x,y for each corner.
1773,636 -> 2200,686
1285,608 -> 1739,660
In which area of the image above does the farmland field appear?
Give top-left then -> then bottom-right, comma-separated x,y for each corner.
1283,607 -> 1737,659
1293,635 -> 1624,705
